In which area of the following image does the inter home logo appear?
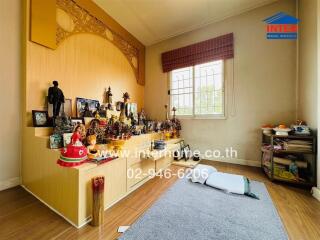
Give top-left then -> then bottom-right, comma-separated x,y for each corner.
263,12 -> 300,39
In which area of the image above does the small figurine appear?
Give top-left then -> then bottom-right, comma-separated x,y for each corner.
119,92 -> 130,123
73,123 -> 86,142
129,112 -> 137,127
172,107 -> 177,119
106,86 -> 113,110
99,104 -> 107,118
48,80 -> 65,118
138,108 -> 147,125
94,103 -> 101,119
123,92 -> 130,103
289,161 -> 299,178
108,115 -> 116,126
155,121 -> 162,132
164,104 -> 169,120
87,135 -> 98,159
146,120 -> 154,133
171,107 -> 181,138
72,125 -> 84,146
94,102 -> 107,119
82,102 -> 93,117
87,119 -> 105,144
53,112 -> 73,135
57,125 -> 88,167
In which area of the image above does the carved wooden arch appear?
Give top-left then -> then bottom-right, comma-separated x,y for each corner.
30,0 -> 145,85
56,0 -> 139,80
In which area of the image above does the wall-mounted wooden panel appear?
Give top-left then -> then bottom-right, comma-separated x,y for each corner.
74,0 -> 145,85
30,0 -> 56,49
29,0 -> 145,85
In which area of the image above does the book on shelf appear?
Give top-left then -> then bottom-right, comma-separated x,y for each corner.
283,140 -> 312,152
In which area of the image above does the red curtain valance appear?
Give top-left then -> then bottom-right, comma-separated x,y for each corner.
161,33 -> 234,72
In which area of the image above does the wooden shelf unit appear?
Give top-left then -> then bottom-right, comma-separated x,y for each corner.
22,128 -> 181,228
261,133 -> 317,187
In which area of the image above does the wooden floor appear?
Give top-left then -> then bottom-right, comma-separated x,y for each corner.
1,161 -> 320,240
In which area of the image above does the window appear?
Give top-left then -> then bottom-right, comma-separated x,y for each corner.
169,60 -> 225,118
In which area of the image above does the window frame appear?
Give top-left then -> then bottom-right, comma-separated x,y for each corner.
168,60 -> 226,120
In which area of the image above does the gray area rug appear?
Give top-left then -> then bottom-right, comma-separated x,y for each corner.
119,178 -> 288,240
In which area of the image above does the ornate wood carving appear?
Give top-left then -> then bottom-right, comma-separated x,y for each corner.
56,0 -> 139,80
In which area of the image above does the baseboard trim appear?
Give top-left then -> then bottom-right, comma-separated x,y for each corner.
0,177 -> 21,191
311,187 -> 320,202
21,174 -> 156,229
201,157 -> 260,167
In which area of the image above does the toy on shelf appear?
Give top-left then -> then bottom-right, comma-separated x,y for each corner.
106,117 -> 131,151
161,105 -> 172,140
105,86 -> 113,110
273,124 -> 291,136
53,113 -> 73,135
261,124 -> 273,134
57,125 -> 88,167
171,107 -> 181,138
87,135 -> 99,159
261,130 -> 316,186
119,92 -> 130,123
291,120 -> 311,135
87,119 -> 106,144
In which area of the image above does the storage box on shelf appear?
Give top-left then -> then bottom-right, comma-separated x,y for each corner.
261,132 -> 316,187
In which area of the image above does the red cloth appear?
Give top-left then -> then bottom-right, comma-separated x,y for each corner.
161,33 -> 234,72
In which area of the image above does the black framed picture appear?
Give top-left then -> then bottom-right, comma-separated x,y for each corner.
32,110 -> 49,127
76,98 -> 99,117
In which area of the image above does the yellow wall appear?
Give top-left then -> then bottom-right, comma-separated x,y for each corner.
298,0 -> 318,129
145,0 -> 297,164
0,0 -> 21,190
26,33 -> 144,125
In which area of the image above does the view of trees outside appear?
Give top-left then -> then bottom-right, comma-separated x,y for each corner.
170,60 -> 224,116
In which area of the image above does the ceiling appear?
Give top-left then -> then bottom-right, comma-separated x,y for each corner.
93,0 -> 278,46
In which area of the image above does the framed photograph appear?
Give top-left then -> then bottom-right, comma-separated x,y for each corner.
71,117 -> 85,126
32,110 -> 49,127
63,133 -> 73,147
76,97 -> 99,117
47,98 -> 72,117
49,134 -> 63,149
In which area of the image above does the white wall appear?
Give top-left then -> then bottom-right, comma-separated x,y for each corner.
145,0 -> 296,165
298,0 -> 319,189
298,0 -> 318,130
0,0 -> 21,191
